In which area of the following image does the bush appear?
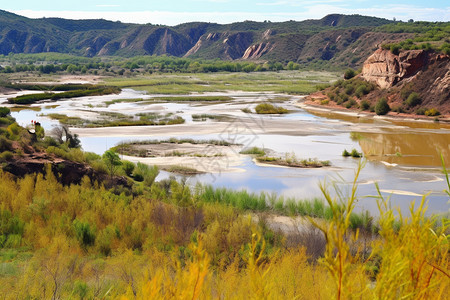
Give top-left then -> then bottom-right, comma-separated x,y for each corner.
344,85 -> 354,95
73,220 -> 96,249
0,107 -> 10,117
344,69 -> 356,80
360,100 -> 370,110
0,136 -> 13,152
425,108 -> 440,116
375,98 -> 390,115
122,160 -> 135,177
0,151 -> 14,162
390,44 -> 400,55
345,99 -> 356,108
416,107 -> 427,115
405,92 -> 421,107
400,89 -> 412,100
342,149 -> 362,158
350,149 -> 362,158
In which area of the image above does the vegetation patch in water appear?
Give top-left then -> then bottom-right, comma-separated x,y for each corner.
257,153 -> 330,168
43,111 -> 185,127
162,165 -> 204,175
255,103 -> 288,114
240,146 -> 266,156
8,86 -> 121,104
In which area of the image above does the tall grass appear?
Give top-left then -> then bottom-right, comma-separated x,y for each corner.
196,185 -> 370,226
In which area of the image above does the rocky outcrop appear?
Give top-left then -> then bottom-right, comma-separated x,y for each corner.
361,49 -> 428,89
185,31 -> 253,60
242,43 -> 274,59
3,152 -> 129,187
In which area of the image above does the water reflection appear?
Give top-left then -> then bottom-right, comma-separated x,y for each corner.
356,132 -> 450,167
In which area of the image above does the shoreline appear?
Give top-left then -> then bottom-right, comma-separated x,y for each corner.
298,99 -> 450,124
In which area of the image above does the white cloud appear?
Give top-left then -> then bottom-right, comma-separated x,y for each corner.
12,5 -> 449,26
95,5 -> 121,7
257,0 -> 345,6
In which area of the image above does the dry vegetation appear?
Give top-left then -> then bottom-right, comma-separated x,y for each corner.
0,161 -> 448,299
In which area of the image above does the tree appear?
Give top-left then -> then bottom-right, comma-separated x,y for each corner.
102,150 -> 122,179
375,98 -> 390,115
51,126 -> 81,148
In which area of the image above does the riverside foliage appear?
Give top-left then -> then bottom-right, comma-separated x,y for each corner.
0,109 -> 448,299
0,163 -> 448,298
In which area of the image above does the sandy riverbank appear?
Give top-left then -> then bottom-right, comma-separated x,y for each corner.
298,100 -> 450,124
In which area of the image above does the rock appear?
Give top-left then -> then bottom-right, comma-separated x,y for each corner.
3,153 -> 129,187
361,49 -> 428,89
242,43 -> 274,59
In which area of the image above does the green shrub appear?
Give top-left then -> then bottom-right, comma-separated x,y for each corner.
122,160 -> 135,177
0,136 -> 13,152
375,98 -> 390,115
390,44 -> 400,55
400,89 -> 412,100
73,220 -> 96,249
360,100 -> 370,110
416,107 -> 427,115
355,84 -> 373,98
342,149 -> 362,158
0,107 -> 10,118
327,92 -> 336,101
344,69 -> 356,80
405,92 -> 421,107
345,99 -> 356,108
351,149 -> 362,158
0,151 -> 14,162
344,85 -> 355,95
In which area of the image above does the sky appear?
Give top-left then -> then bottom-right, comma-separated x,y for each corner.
3,0 -> 449,26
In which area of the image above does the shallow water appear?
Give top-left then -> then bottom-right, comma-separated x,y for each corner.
4,89 -> 449,216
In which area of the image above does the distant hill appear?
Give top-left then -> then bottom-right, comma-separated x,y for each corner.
0,10 -> 448,68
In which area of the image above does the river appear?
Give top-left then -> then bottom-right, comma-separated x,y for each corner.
3,88 -> 449,216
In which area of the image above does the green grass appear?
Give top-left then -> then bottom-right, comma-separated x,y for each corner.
240,147 -> 266,156
44,113 -> 84,126
104,98 -> 146,106
163,165 -> 203,175
8,86 -> 121,104
197,185 -> 371,227
255,103 -> 288,114
191,114 -> 221,121
104,71 -> 340,95
156,96 -> 233,102
43,112 -> 185,128
256,153 -> 330,168
8,106 -> 42,112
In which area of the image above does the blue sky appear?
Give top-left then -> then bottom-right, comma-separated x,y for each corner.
3,1 -> 449,25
